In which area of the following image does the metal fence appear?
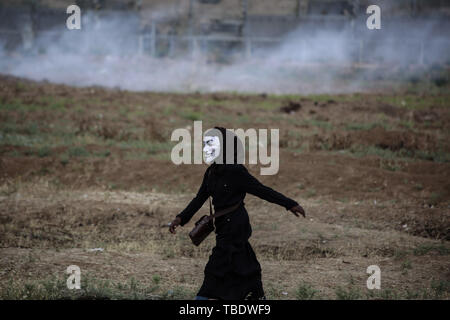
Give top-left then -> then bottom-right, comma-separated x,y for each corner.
2,27 -> 449,66
1,8 -> 449,66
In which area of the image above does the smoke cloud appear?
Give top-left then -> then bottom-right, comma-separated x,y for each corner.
0,8 -> 448,94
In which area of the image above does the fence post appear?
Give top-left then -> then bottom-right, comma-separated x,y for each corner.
150,21 -> 156,57
169,35 -> 175,57
192,37 -> 199,59
245,39 -> 252,59
419,41 -> 424,65
21,12 -> 34,51
138,35 -> 144,56
358,39 -> 364,64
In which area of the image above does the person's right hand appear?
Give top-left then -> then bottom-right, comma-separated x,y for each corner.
169,217 -> 181,234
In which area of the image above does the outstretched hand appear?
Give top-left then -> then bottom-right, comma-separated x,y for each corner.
169,217 -> 181,234
289,205 -> 306,218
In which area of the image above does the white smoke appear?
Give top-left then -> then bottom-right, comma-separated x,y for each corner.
0,7 -> 448,94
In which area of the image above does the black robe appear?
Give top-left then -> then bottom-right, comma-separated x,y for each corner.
177,163 -> 298,300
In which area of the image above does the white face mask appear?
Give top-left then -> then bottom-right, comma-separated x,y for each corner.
203,136 -> 220,164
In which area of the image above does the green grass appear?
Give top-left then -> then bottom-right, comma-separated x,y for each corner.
0,122 -> 40,135
1,87 -> 448,171
343,145 -> 450,163
0,271 -> 447,300
430,280 -> 450,299
0,97 -> 71,112
118,140 -> 173,153
401,260 -> 413,274
125,151 -> 154,160
93,150 -> 111,158
414,150 -> 450,162
344,122 -> 389,131
0,122 -> 175,160
399,120 -> 415,130
67,146 -> 90,157
380,159 -> 402,171
427,192 -> 445,206
0,133 -> 47,148
301,119 -> 333,130
179,109 -> 204,121
295,282 -> 320,300
59,154 -> 70,165
377,95 -> 449,110
0,131 -> 99,149
333,285 -> 447,300
0,274 -> 194,300
36,96 -> 71,110
335,286 -> 362,300
365,289 -> 402,300
305,188 -> 317,198
296,183 -> 305,190
0,100 -> 40,112
152,275 -> 161,285
305,94 -> 356,104
37,146 -> 52,158
404,280 -> 450,299
413,244 -> 450,256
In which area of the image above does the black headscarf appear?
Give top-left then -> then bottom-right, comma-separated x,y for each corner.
204,127 -> 244,174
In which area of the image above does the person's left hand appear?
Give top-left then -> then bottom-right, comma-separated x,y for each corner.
289,205 -> 306,218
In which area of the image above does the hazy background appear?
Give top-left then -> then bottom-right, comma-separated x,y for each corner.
0,0 -> 449,94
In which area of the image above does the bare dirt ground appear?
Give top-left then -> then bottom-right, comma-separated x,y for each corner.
0,74 -> 449,299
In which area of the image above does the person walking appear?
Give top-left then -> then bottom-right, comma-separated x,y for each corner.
169,127 -> 305,300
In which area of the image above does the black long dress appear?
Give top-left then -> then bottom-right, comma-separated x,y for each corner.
176,163 -> 299,300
